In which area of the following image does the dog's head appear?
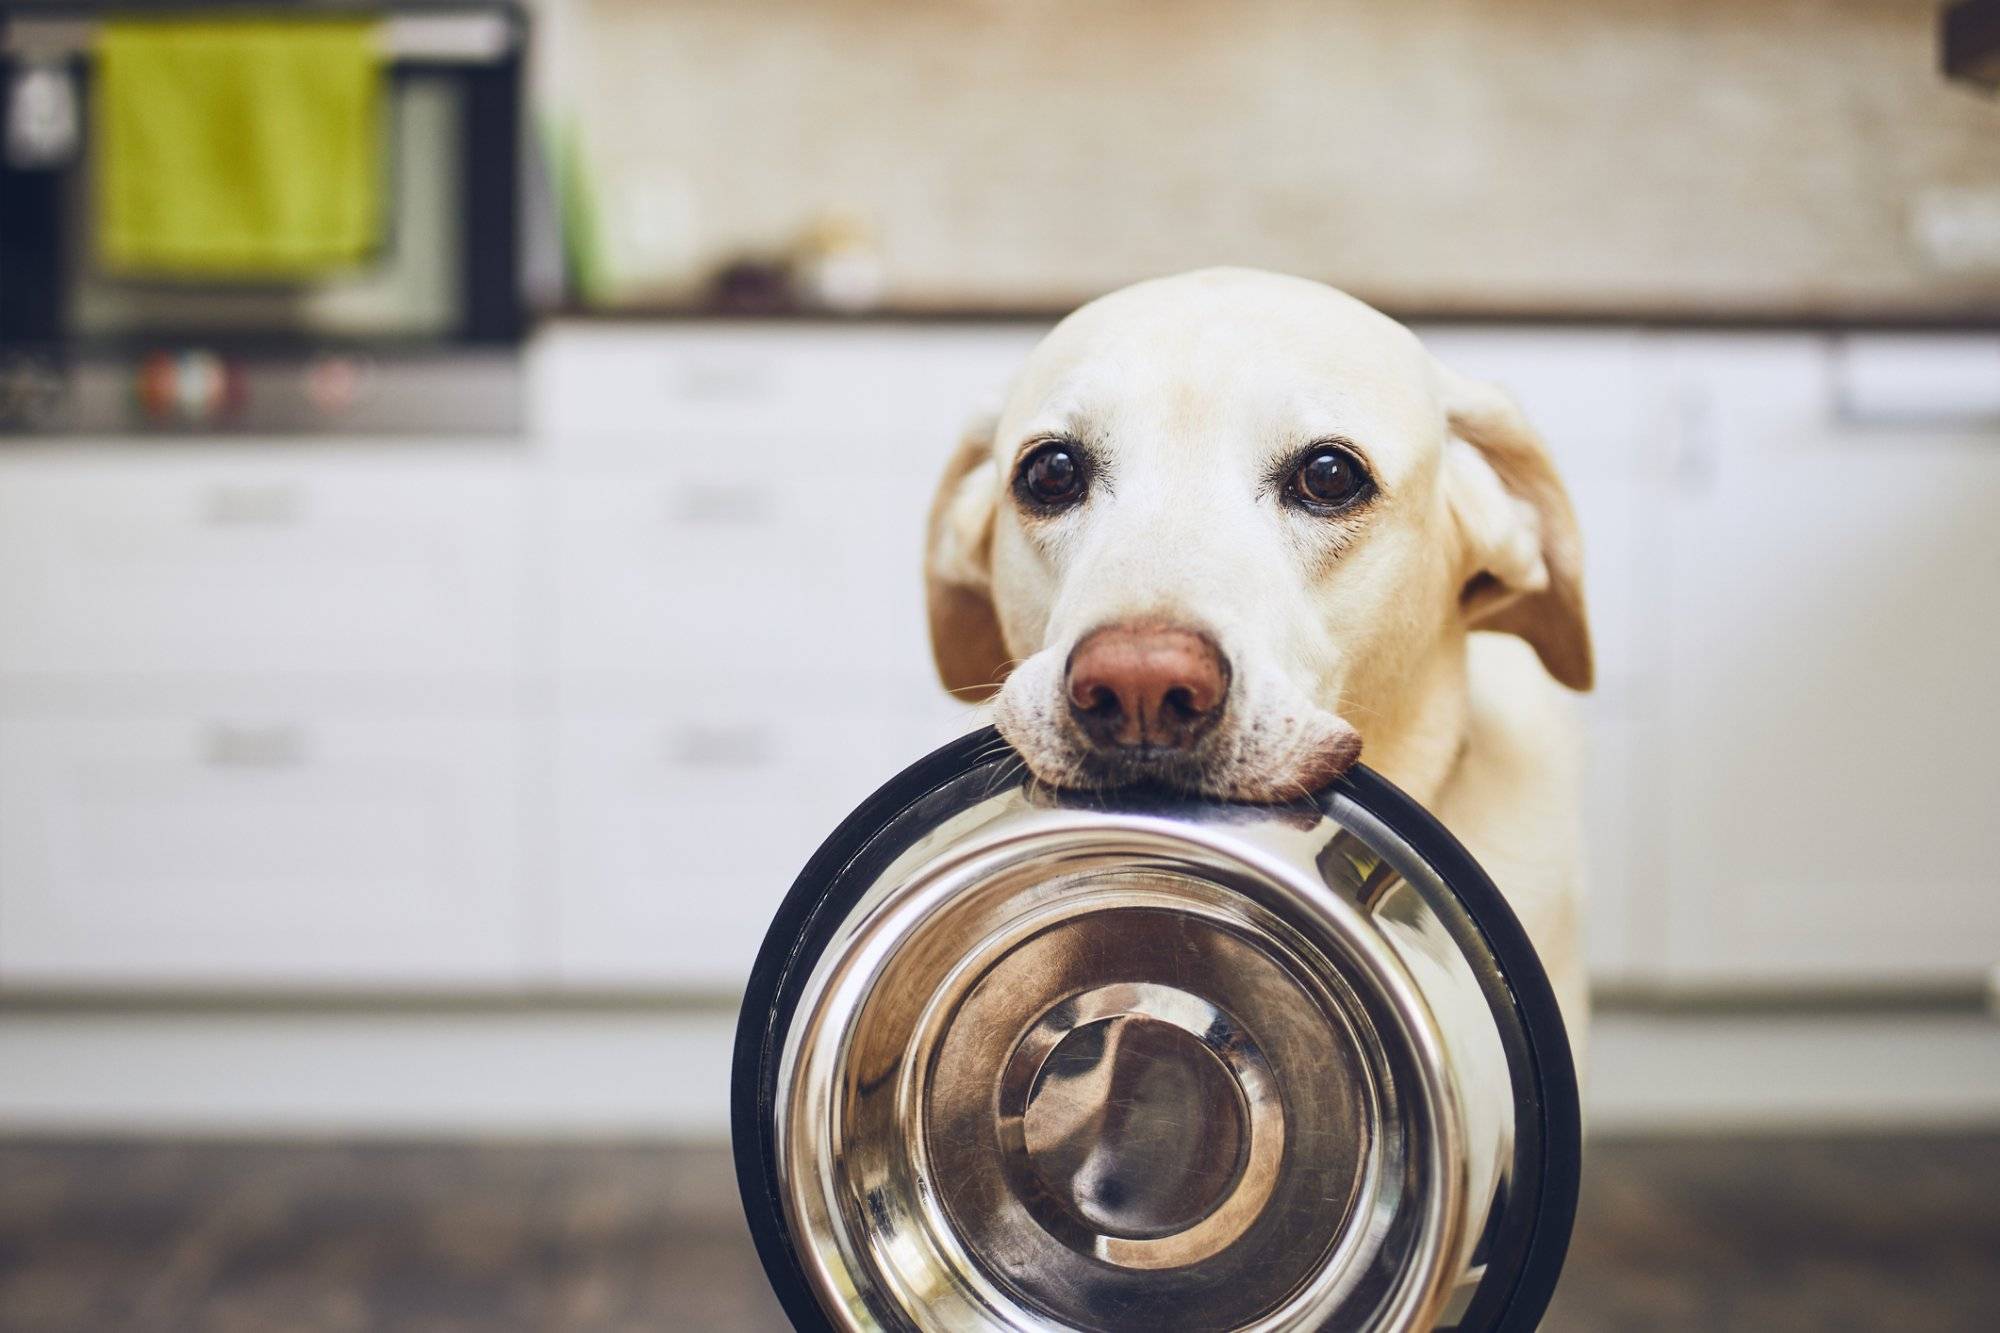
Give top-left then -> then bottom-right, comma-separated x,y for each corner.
927,269 -> 1590,800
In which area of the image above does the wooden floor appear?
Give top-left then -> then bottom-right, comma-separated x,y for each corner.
2,1135 -> 1996,1331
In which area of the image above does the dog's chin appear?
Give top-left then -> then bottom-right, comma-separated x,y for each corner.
1052,744 -> 1216,796
992,712 -> 1364,804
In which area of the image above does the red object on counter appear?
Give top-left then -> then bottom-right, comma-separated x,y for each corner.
133,349 -> 248,425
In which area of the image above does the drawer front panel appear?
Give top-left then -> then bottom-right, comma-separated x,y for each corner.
553,701 -> 972,989
1413,328 -> 1652,481
0,713 -> 528,987
533,326 -> 1040,448
556,466 -> 939,688
0,462 -> 525,677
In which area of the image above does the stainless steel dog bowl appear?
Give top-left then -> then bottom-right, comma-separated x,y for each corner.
733,728 -> 1577,1333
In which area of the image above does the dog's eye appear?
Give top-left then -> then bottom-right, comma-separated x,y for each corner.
1016,443 -> 1088,510
1287,446 -> 1372,511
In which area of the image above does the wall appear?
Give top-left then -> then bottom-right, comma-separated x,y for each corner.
549,0 -> 2000,319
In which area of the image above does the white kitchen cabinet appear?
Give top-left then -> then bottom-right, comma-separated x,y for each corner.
1574,708 -> 1653,984
0,453 -> 526,679
554,464 -> 939,693
1560,474 -> 1663,987
1415,329 -> 1660,985
1563,475 -> 1655,710
535,327 -> 1029,989
0,323 -> 1986,1002
1652,335 -> 2000,987
0,711 -> 528,988
531,324 -> 1039,455
542,327 -> 1038,702
551,691 -> 973,988
1415,327 -> 1652,483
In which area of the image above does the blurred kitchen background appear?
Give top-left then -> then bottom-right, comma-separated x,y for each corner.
3,0 -> 2000,1328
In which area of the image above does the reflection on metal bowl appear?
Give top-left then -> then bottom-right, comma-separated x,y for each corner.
733,728 -> 1578,1332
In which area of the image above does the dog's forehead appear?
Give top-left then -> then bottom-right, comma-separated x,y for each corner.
1004,271 -> 1440,463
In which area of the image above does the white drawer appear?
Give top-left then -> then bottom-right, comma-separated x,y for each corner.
553,700 -> 974,989
1576,708 -> 1653,985
1413,327 -> 1652,481
531,324 -> 1041,452
555,464 -> 940,688
0,712 -> 529,988
1565,475 -> 1650,708
0,460 -> 526,677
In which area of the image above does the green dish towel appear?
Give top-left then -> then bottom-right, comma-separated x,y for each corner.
95,16 -> 384,279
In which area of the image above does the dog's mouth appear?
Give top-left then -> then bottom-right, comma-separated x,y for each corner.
999,714 -> 1364,804
989,646 -> 1365,804
1055,742 -> 1217,795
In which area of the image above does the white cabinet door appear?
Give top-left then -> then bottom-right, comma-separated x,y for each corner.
0,712 -> 528,988
1564,474 -> 1655,711
541,327 -> 1029,992
532,324 -> 1041,454
552,694 -> 973,990
555,463 -> 940,692
1565,473 -> 1666,987
1655,335 -> 2000,987
1415,330 -> 1662,986
0,456 -> 526,678
1415,327 -> 1651,483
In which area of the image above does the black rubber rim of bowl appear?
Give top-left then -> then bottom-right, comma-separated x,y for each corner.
731,727 -> 1580,1333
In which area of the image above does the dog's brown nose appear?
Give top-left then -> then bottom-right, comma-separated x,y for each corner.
1066,625 -> 1229,751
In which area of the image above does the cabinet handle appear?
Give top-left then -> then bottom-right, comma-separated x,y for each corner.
665,481 -> 775,526
201,482 -> 304,526
1833,335 -> 2000,428
203,722 -> 308,768
670,357 -> 780,404
664,724 -> 775,768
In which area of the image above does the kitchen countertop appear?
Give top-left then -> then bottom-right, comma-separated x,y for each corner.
550,302 -> 2000,334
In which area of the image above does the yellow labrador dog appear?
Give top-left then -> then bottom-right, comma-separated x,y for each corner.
925,268 -> 1593,1050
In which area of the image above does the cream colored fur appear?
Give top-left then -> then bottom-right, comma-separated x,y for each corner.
924,268 -> 1593,1049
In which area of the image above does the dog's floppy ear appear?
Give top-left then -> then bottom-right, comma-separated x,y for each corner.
1437,364 -> 1594,691
925,412 -> 1012,701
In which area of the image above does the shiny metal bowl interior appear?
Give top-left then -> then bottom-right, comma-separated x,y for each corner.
735,732 -> 1577,1333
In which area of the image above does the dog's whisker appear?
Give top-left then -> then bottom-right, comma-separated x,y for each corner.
1330,693 -> 1386,723
938,658 -> 1033,701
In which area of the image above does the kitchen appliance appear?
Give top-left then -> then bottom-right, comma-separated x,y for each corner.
733,729 -> 1579,1332
0,2 -> 527,435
